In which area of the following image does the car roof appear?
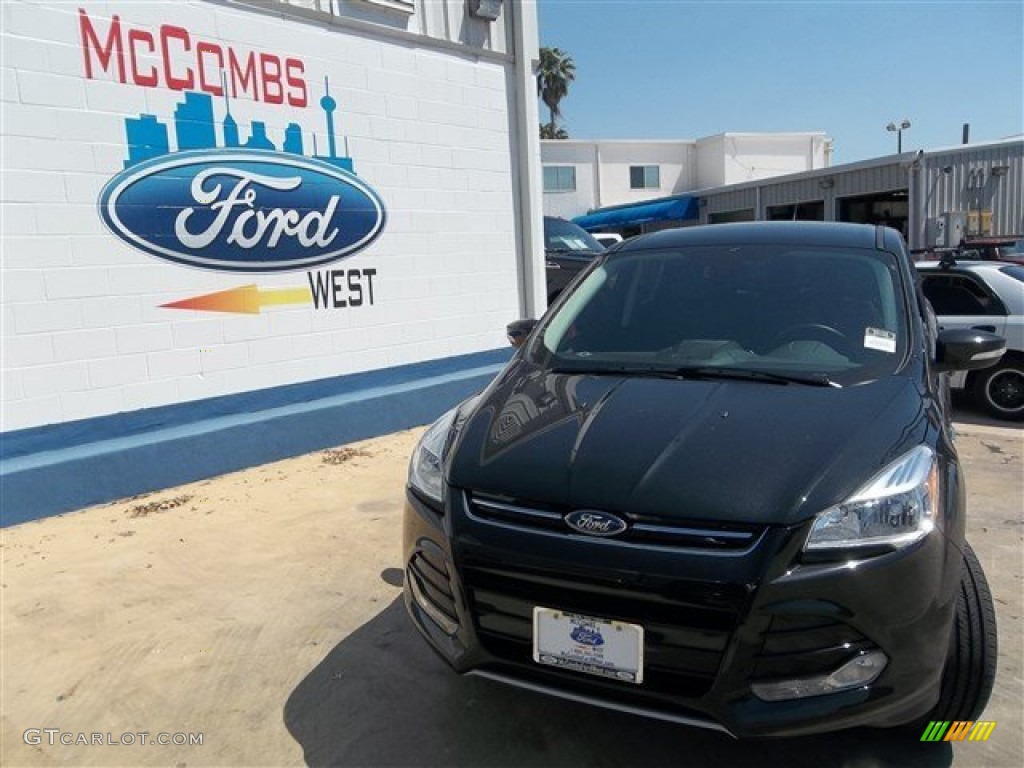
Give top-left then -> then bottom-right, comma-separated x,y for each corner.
616,221 -> 897,252
915,260 -> 1007,271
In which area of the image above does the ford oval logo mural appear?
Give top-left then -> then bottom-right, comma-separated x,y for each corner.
564,510 -> 628,538
98,150 -> 386,273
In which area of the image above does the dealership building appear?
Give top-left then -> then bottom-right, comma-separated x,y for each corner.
542,133 -> 834,225
545,136 -> 1024,249
1,0 -> 545,522
4,2 -> 1021,524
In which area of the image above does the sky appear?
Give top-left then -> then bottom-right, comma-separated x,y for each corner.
536,0 -> 1024,164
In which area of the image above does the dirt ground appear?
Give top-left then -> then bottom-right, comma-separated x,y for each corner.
1,423 -> 1021,768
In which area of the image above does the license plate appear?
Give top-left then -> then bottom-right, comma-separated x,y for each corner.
532,607 -> 644,684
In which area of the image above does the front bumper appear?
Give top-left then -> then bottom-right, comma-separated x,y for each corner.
402,488 -> 961,738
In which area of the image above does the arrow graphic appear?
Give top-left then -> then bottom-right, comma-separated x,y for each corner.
161,285 -> 313,314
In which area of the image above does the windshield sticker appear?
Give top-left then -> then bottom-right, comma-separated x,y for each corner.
864,327 -> 897,354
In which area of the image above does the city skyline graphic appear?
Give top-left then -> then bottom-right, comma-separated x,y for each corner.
123,77 -> 355,172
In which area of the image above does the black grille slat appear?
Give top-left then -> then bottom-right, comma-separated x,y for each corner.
753,642 -> 876,679
470,589 -> 730,658
409,553 -> 458,623
467,493 -> 764,552
753,613 -> 877,679
411,554 -> 453,597
417,546 -> 450,579
475,630 -> 719,699
464,565 -> 742,628
412,570 -> 457,620
647,625 -> 731,653
462,563 -> 742,697
471,587 -> 532,621
760,623 -> 866,655
645,646 -> 723,677
477,613 -> 531,639
413,553 -> 451,593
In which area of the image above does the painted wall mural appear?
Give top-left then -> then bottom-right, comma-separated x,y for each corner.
2,0 -> 520,432
83,7 -> 386,314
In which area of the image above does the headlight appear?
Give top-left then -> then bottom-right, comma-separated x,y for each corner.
804,445 -> 939,552
408,406 -> 460,504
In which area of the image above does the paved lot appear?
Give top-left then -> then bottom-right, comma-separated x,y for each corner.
2,414 -> 1021,767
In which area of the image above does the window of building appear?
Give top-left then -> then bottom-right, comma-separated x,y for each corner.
709,209 -> 756,224
766,201 -> 825,221
629,165 -> 660,189
543,166 -> 577,192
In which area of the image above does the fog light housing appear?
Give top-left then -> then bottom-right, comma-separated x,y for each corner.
408,567 -> 459,635
750,650 -> 888,702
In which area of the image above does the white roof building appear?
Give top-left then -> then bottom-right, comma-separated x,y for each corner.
542,133 -> 833,224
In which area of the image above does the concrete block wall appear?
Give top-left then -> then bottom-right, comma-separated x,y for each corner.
1,0 -> 522,434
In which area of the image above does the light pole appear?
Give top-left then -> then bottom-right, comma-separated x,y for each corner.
886,119 -> 911,153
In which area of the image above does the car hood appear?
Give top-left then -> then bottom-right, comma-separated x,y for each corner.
448,361 -> 930,527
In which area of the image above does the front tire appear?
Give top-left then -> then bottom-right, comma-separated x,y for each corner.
973,361 -> 1024,421
928,541 -> 998,722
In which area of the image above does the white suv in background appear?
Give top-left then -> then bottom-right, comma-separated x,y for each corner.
592,232 -> 624,248
917,260 -> 1024,420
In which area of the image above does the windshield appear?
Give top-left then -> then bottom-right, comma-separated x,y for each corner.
1000,240 -> 1024,258
1000,265 -> 1024,283
527,244 -> 909,386
544,217 -> 605,253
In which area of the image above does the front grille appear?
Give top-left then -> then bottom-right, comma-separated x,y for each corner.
462,562 -> 749,698
752,613 -> 876,679
467,493 -> 765,552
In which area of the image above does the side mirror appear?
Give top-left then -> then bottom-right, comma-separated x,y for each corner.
935,328 -> 1006,372
506,319 -> 538,348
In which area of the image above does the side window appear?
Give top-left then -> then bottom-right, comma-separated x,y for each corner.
920,273 -> 1005,316
543,166 -> 576,192
629,165 -> 660,189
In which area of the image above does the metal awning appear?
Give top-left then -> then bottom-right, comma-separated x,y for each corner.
572,196 -> 699,231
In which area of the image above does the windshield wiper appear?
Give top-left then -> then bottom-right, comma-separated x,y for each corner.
550,364 -> 647,375
546,247 -> 602,255
671,366 -> 840,388
549,364 -> 840,387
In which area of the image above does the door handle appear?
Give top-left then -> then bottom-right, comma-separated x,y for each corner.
971,325 -> 997,333
545,261 -> 561,269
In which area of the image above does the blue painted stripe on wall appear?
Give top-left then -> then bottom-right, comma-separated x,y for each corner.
1,348 -> 513,460
1,349 -> 512,527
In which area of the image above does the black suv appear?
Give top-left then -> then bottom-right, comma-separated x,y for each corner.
404,222 -> 1003,738
544,216 -> 606,303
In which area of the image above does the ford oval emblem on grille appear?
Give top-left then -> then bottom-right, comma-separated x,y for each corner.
570,626 -> 605,646
564,510 -> 627,537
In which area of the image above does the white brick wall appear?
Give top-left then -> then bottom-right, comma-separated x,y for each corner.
52,329 -> 117,362
115,325 -> 174,355
4,335 -> 55,367
1,0 -> 523,432
15,71 -> 88,109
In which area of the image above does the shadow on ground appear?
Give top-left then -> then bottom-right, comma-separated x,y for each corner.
283,594 -> 952,768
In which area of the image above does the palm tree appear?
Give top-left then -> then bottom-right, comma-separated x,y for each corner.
540,122 -> 569,139
537,47 -> 575,138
